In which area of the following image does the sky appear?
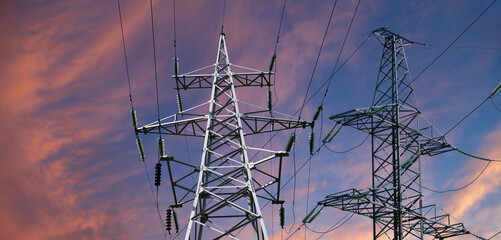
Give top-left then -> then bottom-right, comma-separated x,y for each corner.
0,0 -> 500,239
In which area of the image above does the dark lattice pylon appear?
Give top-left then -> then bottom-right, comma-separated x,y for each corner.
370,28 -> 421,240
319,28 -> 471,240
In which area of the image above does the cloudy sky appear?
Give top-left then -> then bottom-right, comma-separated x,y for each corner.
0,0 -> 500,239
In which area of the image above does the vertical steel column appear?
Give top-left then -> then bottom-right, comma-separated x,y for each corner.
184,33 -> 268,240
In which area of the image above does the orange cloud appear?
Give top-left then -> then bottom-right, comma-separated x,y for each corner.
446,123 -> 501,218
0,1 -> 164,239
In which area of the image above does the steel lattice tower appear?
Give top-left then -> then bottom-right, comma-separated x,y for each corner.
317,28 -> 473,240
135,32 -> 311,240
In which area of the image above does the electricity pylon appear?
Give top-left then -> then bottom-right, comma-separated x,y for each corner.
316,28 -> 473,239
135,31 -> 312,240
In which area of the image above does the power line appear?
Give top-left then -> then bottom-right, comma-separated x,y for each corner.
247,31 -> 371,165
297,0 -> 339,121
313,213 -> 355,239
117,0 -> 134,110
273,0 -> 287,54
305,212 -> 353,234
303,2 -> 361,238
116,2 -> 166,237
444,97 -> 489,136
491,97 -> 501,112
285,211 -> 354,239
388,0 -> 425,28
221,0 -> 226,31
149,0 -> 161,124
490,230 -> 501,239
307,33 -> 371,106
410,0 -> 497,85
423,44 -> 501,50
247,33 -> 371,168
271,0 -> 288,105
317,0 -> 360,151
455,148 -> 501,163
422,161 -> 491,193
325,134 -> 369,154
172,0 -> 178,57
292,0 -> 339,234
142,159 -> 168,239
319,0 -> 360,106
147,1 -> 167,238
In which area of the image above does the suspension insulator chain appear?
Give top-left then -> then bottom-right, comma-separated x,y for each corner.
166,208 -> 172,234
279,205 -> 285,229
154,162 -> 162,187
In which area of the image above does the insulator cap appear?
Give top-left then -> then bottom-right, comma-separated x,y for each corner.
401,155 -> 418,170
369,106 -> 385,116
322,127 -> 340,143
172,209 -> 179,233
309,131 -> 314,155
173,57 -> 179,76
136,138 -> 145,160
176,93 -> 183,113
269,54 -> 276,72
285,134 -> 296,152
491,82 -> 501,97
349,193 -> 368,200
267,91 -> 272,111
322,127 -> 335,143
308,209 -> 322,223
302,208 -> 316,224
130,110 -> 138,128
279,206 -> 285,228
154,162 -> 162,187
158,138 -> 165,156
166,209 -> 172,233
312,105 -> 323,121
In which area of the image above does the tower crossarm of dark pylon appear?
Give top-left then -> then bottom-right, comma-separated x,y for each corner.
135,32 -> 312,240
318,188 -> 470,239
317,28 -> 476,240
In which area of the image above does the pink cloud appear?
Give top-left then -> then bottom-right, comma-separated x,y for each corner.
0,1 -> 164,239
446,123 -> 501,218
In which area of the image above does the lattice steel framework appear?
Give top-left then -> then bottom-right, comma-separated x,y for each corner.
136,32 -> 311,240
319,28 -> 472,240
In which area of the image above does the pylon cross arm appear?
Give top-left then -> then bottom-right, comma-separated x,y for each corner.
241,115 -> 312,135
329,106 -> 454,157
319,188 -> 470,239
137,116 -> 207,137
173,71 -> 273,90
